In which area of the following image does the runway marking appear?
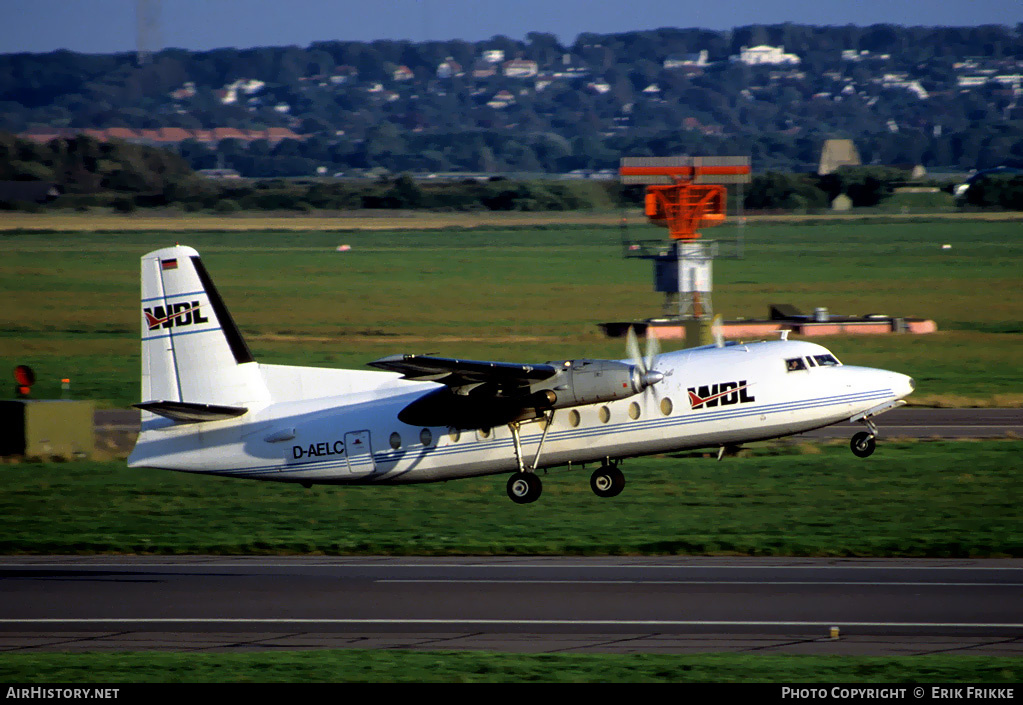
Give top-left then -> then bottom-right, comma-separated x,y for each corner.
2,618 -> 1022,628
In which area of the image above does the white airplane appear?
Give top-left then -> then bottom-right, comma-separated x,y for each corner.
128,245 -> 916,504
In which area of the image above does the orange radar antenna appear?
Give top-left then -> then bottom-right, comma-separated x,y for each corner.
619,158 -> 751,240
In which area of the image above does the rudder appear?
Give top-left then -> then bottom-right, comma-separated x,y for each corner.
140,245 -> 269,409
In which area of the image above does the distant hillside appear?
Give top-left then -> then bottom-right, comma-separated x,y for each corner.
2,24 -> 1022,176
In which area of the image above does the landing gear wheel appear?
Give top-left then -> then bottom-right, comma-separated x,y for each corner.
507,472 -> 542,504
850,431 -> 876,458
590,465 -> 625,498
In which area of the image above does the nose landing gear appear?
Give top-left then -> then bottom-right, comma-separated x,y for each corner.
850,430 -> 876,458
850,416 -> 879,458
847,399 -> 906,458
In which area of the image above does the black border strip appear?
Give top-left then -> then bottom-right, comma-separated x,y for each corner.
190,255 -> 255,364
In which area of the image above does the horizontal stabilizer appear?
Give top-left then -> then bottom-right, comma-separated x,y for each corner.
133,400 -> 248,423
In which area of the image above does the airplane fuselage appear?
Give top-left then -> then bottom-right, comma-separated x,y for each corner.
128,339 -> 914,486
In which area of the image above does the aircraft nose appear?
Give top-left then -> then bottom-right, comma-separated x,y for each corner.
892,372 -> 915,399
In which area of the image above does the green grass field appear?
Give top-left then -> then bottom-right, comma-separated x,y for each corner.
1,442 -> 1018,556
1,651 -> 1018,683
1,217 -> 1020,680
1,219 -> 1021,407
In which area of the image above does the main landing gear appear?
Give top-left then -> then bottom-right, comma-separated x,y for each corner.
507,472 -> 542,504
506,461 -> 626,504
590,463 -> 625,498
503,417 -> 628,504
504,416 -> 552,504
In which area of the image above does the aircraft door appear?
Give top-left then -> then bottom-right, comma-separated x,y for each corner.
344,430 -> 376,475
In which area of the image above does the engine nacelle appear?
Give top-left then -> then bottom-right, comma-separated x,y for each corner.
534,359 -> 648,409
395,358 -> 660,430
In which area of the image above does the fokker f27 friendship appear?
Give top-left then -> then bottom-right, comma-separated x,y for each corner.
128,245 -> 916,504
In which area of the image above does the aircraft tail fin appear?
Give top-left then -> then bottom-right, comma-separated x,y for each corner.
139,245 -> 269,410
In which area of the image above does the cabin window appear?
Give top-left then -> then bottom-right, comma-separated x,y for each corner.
660,397 -> 673,416
598,406 -> 611,423
448,427 -> 460,443
420,428 -> 433,446
806,356 -> 818,367
389,432 -> 402,449
814,354 -> 841,366
478,427 -> 491,440
568,410 -> 581,427
785,357 -> 807,372
628,402 -> 641,420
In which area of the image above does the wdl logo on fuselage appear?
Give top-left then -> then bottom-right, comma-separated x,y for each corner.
687,380 -> 756,410
143,301 -> 209,331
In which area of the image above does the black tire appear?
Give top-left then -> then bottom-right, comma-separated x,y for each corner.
590,465 -> 625,498
850,431 -> 876,458
507,472 -> 542,504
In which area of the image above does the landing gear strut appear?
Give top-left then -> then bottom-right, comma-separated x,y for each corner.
504,414 -> 553,504
590,463 -> 625,498
848,400 -> 904,458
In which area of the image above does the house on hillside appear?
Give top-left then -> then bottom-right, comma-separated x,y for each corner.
730,45 -> 800,66
880,73 -> 929,99
471,60 -> 497,79
487,90 -> 515,108
664,51 -> 709,69
392,65 -> 414,81
436,58 -> 463,78
503,59 -> 538,78
842,50 -> 890,62
170,82 -> 196,100
329,66 -> 358,85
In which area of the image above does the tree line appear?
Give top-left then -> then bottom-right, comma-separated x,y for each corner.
5,132 -> 1023,213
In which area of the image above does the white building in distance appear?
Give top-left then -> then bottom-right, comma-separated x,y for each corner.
731,45 -> 801,66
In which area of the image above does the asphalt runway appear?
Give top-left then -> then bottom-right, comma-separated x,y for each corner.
793,408 -> 1023,440
1,557 -> 1021,655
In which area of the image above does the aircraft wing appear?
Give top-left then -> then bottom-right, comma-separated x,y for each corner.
368,354 -> 558,393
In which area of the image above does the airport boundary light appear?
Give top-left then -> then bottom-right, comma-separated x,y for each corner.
14,365 -> 34,398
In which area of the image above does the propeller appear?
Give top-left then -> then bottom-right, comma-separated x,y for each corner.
712,314 -> 725,348
626,325 -> 665,392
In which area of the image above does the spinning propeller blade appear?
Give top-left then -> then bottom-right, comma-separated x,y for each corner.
626,326 -> 664,392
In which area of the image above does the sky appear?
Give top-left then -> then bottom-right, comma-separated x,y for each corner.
1,0 -> 1021,55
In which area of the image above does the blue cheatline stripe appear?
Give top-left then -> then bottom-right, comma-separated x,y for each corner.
142,326 -> 223,342
141,290 -> 206,304
198,389 -> 895,479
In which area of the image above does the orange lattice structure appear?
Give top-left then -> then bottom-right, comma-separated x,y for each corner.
619,162 -> 751,240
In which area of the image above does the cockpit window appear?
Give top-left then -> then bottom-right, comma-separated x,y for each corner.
813,354 -> 841,366
785,357 -> 807,372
